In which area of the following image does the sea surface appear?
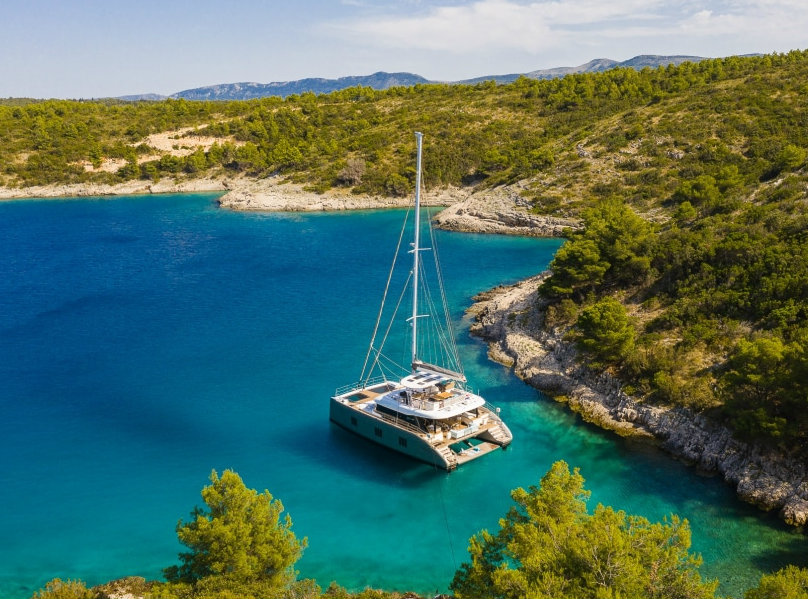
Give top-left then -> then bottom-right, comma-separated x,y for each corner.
0,193 -> 805,598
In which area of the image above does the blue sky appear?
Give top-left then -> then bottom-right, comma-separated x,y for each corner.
2,0 -> 807,98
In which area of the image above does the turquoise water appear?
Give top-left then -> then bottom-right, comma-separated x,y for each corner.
0,193 -> 804,598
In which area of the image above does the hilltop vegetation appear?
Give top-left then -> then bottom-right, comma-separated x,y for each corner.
2,50 -> 808,451
2,50 -> 804,197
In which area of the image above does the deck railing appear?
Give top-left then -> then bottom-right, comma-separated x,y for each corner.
334,375 -> 388,396
483,401 -> 505,421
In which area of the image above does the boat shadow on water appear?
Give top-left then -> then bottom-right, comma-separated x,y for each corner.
328,424 -> 446,482
274,418 -> 445,487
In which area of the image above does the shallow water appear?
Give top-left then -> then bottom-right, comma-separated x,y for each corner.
0,193 -> 804,598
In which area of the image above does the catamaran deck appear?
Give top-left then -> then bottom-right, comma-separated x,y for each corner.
332,381 -> 511,469
453,440 -> 501,465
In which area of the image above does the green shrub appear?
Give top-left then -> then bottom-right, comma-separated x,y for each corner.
31,579 -> 93,599
575,298 -> 636,367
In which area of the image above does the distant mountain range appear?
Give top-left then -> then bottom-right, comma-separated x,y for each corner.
120,55 -> 706,101
171,72 -> 431,101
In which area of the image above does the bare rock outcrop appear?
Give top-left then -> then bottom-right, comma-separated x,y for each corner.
217,177 -> 419,212
433,184 -> 579,236
468,274 -> 808,526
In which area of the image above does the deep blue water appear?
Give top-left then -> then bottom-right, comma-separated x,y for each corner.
0,193 -> 805,598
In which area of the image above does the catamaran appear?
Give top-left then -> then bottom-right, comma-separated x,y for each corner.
329,132 -> 513,471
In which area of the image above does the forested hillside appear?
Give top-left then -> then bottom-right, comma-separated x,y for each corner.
2,50 -> 807,451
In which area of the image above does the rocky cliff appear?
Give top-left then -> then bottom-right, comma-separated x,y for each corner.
468,273 -> 808,527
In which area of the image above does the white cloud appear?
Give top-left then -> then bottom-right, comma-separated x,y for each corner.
323,0 -> 670,54
322,0 -> 808,57
665,1 -> 808,40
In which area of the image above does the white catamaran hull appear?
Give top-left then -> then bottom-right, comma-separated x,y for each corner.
330,384 -> 513,471
330,398 -> 457,469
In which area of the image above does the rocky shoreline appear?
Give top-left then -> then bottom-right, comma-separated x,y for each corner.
468,273 -> 808,527
0,176 -> 577,237
0,177 -> 230,200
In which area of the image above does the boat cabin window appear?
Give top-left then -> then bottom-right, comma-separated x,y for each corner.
375,404 -> 420,428
374,426 -> 383,438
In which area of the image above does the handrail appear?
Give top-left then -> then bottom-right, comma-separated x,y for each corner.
483,401 -> 505,422
334,376 -> 388,396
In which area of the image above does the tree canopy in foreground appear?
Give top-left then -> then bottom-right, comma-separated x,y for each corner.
160,469 -> 308,597
450,461 -> 718,599
745,565 -> 808,599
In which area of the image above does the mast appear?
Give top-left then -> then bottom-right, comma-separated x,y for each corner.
411,132 -> 423,368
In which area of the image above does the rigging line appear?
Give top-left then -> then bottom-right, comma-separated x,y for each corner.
417,264 -> 437,362
418,259 -> 457,369
365,347 -> 407,380
367,269 -> 413,377
419,283 -> 444,365
428,207 -> 464,373
428,448 -> 459,573
420,164 -> 464,377
360,205 -> 412,382
372,347 -> 408,376
439,477 -> 458,572
428,207 -> 459,368
378,354 -> 408,378
430,284 -> 455,363
418,289 -> 438,365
